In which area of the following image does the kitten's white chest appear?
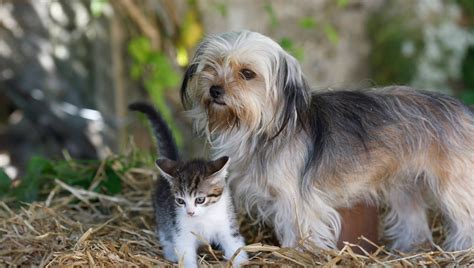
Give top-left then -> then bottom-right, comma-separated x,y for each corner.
178,195 -> 232,243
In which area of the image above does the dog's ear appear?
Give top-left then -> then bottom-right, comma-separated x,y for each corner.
180,63 -> 198,108
180,40 -> 210,108
274,53 -> 310,137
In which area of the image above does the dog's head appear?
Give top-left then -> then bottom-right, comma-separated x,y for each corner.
181,30 -> 310,137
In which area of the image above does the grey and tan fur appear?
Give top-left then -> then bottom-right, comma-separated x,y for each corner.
180,30 -> 474,251
129,102 -> 248,267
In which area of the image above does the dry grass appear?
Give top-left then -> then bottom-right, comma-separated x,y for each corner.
0,162 -> 473,267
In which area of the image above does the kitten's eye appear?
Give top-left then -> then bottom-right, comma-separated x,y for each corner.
195,197 -> 206,205
240,69 -> 256,80
175,198 -> 185,206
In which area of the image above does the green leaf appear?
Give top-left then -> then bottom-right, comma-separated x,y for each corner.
264,1 -> 278,28
24,157 -> 53,184
279,37 -> 294,51
457,0 -> 474,21
128,37 -> 151,63
101,166 -> 122,195
292,48 -> 304,62
462,46 -> 474,89
147,52 -> 180,88
127,36 -> 183,149
324,24 -> 340,45
461,90 -> 474,105
279,37 -> 304,61
212,3 -> 228,17
15,156 -> 53,202
337,0 -> 349,8
367,5 -> 424,86
130,64 -> 142,80
53,161 -> 95,188
298,17 -> 317,29
0,169 -> 11,195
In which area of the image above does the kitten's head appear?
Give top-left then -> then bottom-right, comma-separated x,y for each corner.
155,156 -> 230,217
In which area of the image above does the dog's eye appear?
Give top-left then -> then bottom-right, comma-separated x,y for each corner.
240,69 -> 256,80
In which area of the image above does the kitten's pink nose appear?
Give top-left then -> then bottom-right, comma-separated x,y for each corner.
187,211 -> 195,216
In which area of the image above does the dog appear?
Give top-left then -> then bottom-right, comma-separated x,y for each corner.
180,30 -> 474,251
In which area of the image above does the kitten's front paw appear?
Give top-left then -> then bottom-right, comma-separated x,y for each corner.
161,245 -> 178,263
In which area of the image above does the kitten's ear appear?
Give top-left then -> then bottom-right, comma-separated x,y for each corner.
206,156 -> 230,184
155,158 -> 177,183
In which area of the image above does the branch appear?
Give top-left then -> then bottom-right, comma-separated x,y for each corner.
115,0 -> 161,48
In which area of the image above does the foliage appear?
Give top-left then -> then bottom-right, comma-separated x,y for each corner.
323,24 -> 340,45
367,7 -> 424,86
0,169 -> 10,195
128,37 -> 183,146
181,9 -> 203,48
461,46 -> 474,104
263,2 -> 346,62
298,17 -> 317,30
212,2 -> 228,17
279,37 -> 304,61
129,37 -> 180,92
457,0 -> 474,26
459,0 -> 474,104
126,1 -> 204,149
90,0 -> 108,17
264,1 -> 279,28
0,152 -> 152,206
368,0 -> 474,103
178,7 -> 203,65
337,0 -> 349,8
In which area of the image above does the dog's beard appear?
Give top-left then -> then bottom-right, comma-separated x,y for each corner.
204,95 -> 271,136
204,98 -> 240,132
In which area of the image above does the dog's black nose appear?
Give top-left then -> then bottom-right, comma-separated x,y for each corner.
210,85 -> 224,99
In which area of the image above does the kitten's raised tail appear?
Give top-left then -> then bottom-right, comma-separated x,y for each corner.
128,102 -> 179,161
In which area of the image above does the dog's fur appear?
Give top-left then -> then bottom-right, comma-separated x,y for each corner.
180,30 -> 474,251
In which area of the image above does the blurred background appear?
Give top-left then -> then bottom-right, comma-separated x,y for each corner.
1,0 -> 474,191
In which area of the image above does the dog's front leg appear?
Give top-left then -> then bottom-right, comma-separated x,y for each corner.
271,197 -> 339,249
273,212 -> 299,248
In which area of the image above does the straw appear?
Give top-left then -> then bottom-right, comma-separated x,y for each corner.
0,163 -> 473,267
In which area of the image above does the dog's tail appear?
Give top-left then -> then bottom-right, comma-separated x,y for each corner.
128,102 -> 179,161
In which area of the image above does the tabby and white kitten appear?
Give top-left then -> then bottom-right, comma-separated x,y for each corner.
129,102 -> 248,268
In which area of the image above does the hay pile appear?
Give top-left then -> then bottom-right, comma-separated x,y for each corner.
0,160 -> 473,267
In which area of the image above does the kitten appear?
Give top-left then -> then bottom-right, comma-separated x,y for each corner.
129,102 -> 248,268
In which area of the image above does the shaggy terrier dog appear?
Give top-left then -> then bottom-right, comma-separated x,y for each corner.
180,30 -> 474,251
